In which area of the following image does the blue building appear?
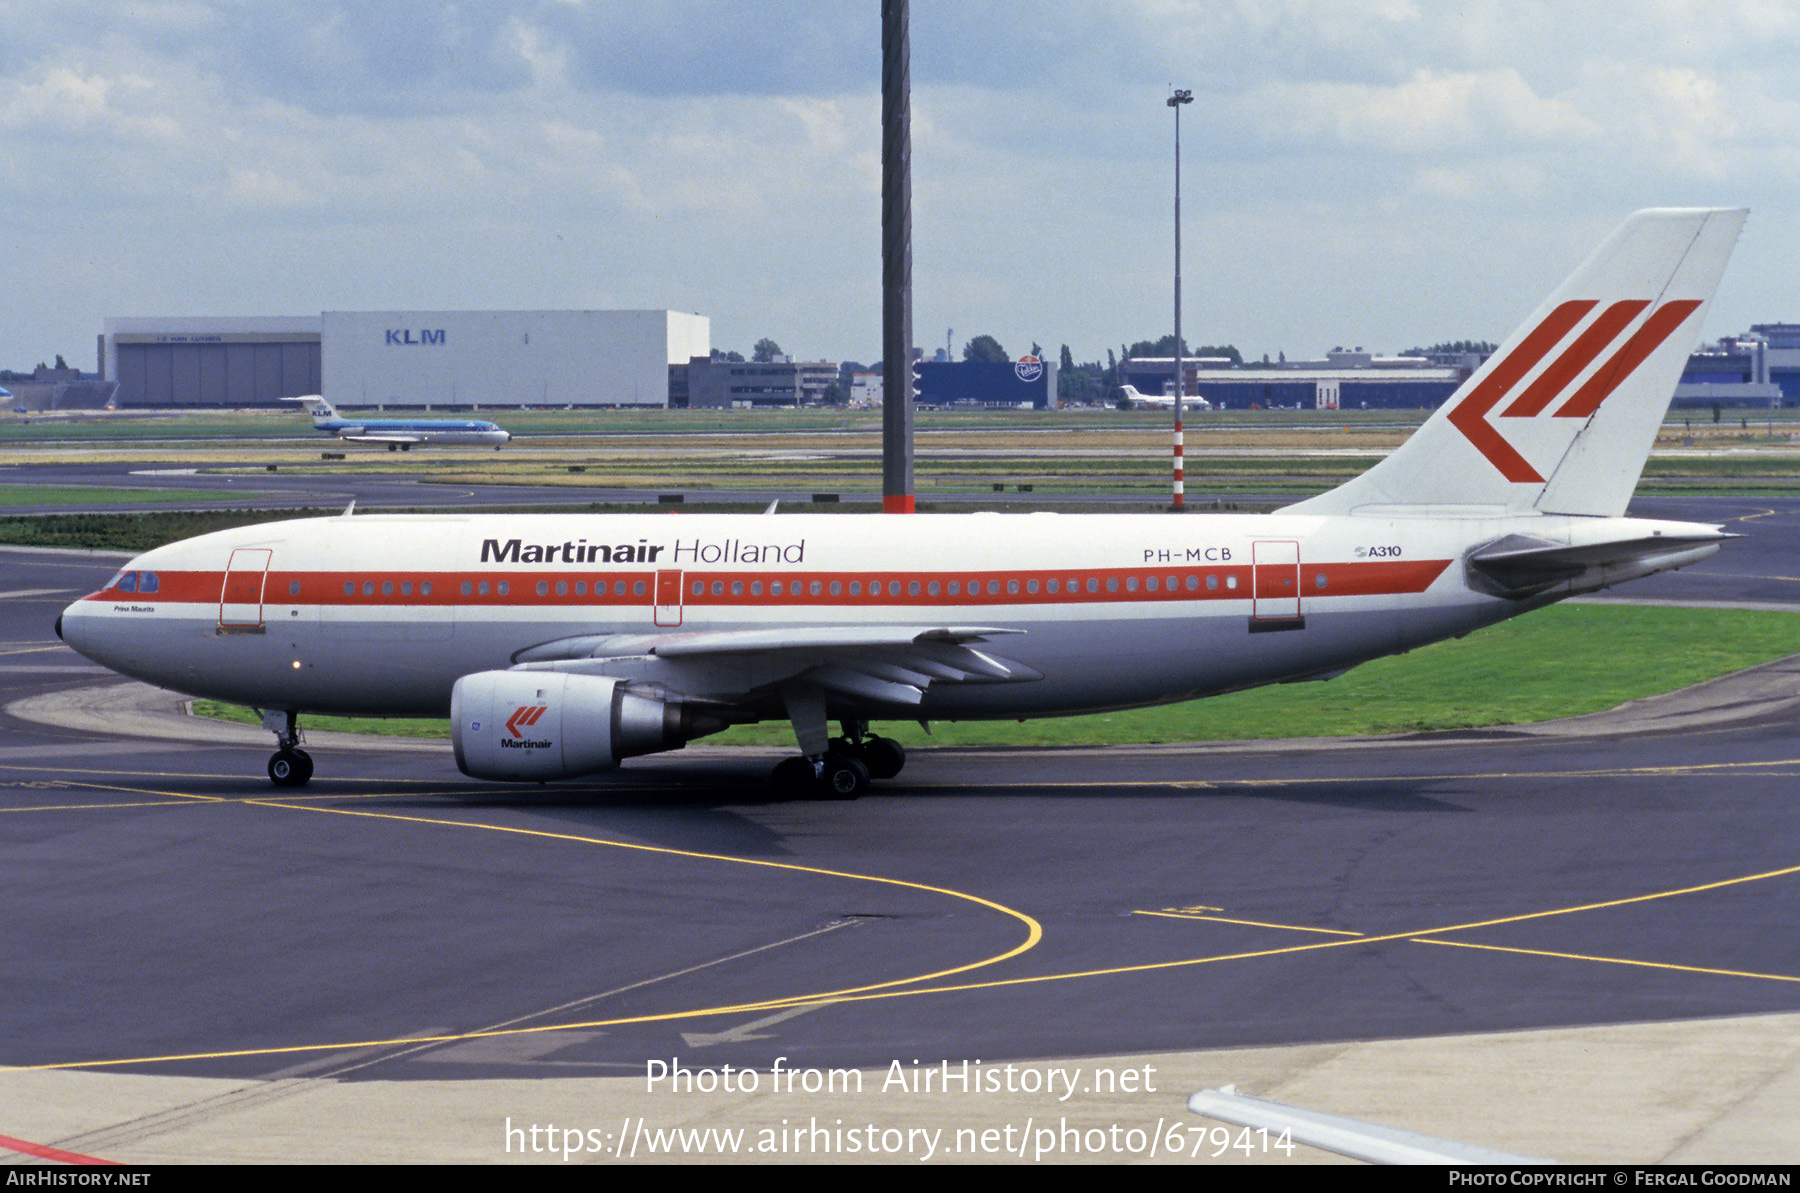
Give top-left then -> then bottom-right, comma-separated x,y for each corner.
916,357 -> 1058,409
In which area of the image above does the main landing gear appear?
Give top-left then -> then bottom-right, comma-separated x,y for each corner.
261,708 -> 313,788
768,702 -> 906,800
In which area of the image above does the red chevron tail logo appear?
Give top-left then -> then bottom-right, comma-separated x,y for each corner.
1447,299 -> 1701,483
505,705 -> 548,738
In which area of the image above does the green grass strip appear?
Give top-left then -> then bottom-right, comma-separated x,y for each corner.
0,485 -> 220,506
193,604 -> 1800,749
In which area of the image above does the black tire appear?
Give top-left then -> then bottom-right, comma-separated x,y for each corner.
857,736 -> 906,779
817,751 -> 870,800
268,749 -> 311,787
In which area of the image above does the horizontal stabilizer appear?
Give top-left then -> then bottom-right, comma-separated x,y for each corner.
1467,529 -> 1733,599
282,395 -> 336,414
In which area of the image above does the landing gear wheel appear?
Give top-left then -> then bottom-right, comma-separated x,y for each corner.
856,736 -> 906,780
268,748 -> 313,787
770,753 -> 869,800
817,751 -> 869,800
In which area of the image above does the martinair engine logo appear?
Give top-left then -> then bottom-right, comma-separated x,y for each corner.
1448,298 -> 1700,483
503,704 -> 549,749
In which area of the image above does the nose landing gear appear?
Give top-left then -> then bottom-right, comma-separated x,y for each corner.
268,748 -> 313,787
260,708 -> 313,787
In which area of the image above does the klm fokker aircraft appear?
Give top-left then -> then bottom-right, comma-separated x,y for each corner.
285,395 -> 510,450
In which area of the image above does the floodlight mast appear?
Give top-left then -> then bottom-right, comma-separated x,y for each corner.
882,0 -> 915,513
1168,87 -> 1193,511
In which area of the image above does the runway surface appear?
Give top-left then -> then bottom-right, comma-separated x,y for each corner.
2,495 -> 1798,1163
0,452 -> 1298,514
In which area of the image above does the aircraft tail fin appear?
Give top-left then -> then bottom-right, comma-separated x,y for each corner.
283,395 -> 338,424
1283,208 -> 1746,519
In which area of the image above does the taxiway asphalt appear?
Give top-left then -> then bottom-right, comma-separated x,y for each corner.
1,495 -> 1798,1164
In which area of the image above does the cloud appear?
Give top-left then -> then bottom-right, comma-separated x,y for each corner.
5,2 -> 1800,366
1241,68 -> 1598,154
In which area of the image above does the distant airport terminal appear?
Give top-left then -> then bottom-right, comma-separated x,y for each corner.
9,310 -> 1796,414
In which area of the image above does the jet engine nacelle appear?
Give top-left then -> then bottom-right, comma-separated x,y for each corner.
451,671 -> 698,781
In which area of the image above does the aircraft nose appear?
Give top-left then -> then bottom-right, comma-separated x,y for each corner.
58,598 -> 83,646
57,597 -> 100,660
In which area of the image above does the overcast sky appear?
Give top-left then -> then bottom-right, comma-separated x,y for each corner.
5,1 -> 1799,372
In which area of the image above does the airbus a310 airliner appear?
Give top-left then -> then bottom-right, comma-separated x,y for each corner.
61,209 -> 1745,797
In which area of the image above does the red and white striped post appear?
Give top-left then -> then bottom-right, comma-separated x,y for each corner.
1172,414 -> 1184,506
1167,87 -> 1193,512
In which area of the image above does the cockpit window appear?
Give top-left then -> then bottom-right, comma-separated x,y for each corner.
117,571 -> 138,593
139,572 -> 159,593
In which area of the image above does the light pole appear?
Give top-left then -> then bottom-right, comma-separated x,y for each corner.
882,0 -> 915,514
1168,87 -> 1192,511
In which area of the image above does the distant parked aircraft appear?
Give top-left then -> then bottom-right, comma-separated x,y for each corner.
1118,384 -> 1212,411
284,395 -> 510,450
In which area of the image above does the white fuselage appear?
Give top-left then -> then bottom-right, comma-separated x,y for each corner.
57,510 -> 1718,723
314,416 -> 510,447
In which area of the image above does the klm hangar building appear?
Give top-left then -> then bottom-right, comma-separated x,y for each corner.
99,310 -> 710,408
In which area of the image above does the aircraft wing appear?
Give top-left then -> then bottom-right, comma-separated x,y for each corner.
338,432 -> 425,444
509,624 -> 1041,707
